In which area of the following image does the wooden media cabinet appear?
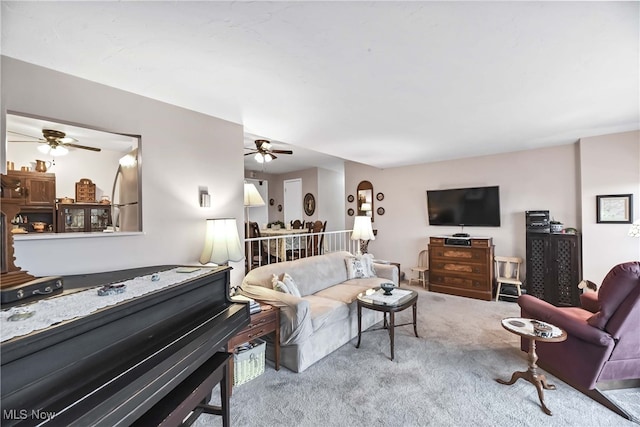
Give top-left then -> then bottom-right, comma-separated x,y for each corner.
428,236 -> 494,301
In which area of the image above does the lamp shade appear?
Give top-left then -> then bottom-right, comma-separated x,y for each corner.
629,220 -> 640,238
199,218 -> 245,265
244,182 -> 265,207
351,216 -> 376,241
361,202 -> 372,211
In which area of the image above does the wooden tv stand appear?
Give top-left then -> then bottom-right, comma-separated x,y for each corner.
428,236 -> 494,301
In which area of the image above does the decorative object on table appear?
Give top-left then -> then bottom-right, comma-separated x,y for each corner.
151,273 -> 160,281
268,220 -> 285,230
199,218 -> 245,265
97,283 -> 127,296
269,198 -> 275,206
1,276 -> 63,305
347,208 -> 354,216
628,219 -> 640,237
34,159 -> 51,173
31,222 -> 47,232
380,282 -> 395,295
596,194 -> 633,224
531,320 -> 554,338
376,192 -> 384,201
549,219 -> 563,233
351,216 -> 376,255
100,195 -> 111,205
303,193 -> 316,216
59,197 -> 74,204
377,207 -> 385,215
75,178 -> 96,203
8,309 -> 35,322
347,194 -> 354,203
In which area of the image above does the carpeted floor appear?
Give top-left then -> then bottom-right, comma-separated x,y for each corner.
195,284 -> 639,427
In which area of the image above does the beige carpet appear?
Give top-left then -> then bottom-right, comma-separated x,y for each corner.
196,284 -> 639,427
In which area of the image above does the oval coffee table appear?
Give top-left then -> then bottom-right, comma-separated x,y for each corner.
356,287 -> 418,361
497,317 -> 567,415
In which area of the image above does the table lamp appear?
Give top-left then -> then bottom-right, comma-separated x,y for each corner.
199,218 -> 244,265
351,216 -> 375,255
244,182 -> 265,270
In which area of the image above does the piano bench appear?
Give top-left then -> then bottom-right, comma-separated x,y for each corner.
131,351 -> 232,427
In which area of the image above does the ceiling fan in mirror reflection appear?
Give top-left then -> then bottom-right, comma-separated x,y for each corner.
244,139 -> 293,164
8,129 -> 102,156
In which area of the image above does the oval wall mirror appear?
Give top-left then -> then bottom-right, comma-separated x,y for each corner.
356,180 -> 374,222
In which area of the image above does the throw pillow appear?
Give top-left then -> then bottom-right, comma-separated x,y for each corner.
282,273 -> 302,298
271,274 -> 291,294
345,256 -> 375,279
361,253 -> 377,277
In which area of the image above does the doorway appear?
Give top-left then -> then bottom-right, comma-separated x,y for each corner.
284,179 -> 302,225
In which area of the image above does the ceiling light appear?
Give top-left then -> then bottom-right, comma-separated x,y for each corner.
264,153 -> 273,162
255,153 -> 265,163
37,144 -> 69,156
37,144 -> 50,154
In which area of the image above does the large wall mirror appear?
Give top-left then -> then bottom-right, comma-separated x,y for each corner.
3,111 -> 142,235
357,180 -> 374,222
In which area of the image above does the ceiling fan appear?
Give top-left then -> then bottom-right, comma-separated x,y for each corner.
8,129 -> 101,156
244,139 -> 292,163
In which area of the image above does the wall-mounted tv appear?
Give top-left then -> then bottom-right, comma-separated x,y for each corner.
426,186 -> 501,227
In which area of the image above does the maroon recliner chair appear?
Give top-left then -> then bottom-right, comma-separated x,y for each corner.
518,261 -> 640,420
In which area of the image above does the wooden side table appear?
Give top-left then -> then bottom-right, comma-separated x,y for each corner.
497,317 -> 567,415
226,304 -> 280,396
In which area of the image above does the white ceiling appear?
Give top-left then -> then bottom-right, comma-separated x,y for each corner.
2,1 -> 638,173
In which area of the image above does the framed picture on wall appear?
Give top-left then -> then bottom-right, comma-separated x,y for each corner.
596,194 -> 633,224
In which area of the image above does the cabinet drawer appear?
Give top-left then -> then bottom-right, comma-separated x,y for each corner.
228,319 -> 278,348
430,247 -> 487,262
430,273 -> 489,291
430,261 -> 489,276
430,237 -> 445,245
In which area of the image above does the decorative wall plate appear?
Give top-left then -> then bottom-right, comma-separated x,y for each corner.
377,207 -> 385,215
269,198 -> 275,206
304,193 -> 316,216
347,208 -> 354,216
376,192 -> 384,201
277,204 -> 282,212
347,194 -> 354,203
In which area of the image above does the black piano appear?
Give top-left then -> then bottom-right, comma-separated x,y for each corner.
1,265 -> 250,426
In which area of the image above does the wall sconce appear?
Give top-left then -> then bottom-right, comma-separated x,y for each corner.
199,186 -> 210,207
199,218 -> 245,265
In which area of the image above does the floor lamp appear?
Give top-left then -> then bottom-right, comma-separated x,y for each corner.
244,182 -> 265,271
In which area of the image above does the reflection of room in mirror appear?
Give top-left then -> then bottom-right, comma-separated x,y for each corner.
356,180 -> 374,221
5,112 -> 142,233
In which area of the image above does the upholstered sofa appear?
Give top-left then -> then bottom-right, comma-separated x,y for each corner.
239,251 -> 399,372
518,261 -> 640,419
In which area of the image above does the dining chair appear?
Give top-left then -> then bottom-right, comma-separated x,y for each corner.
409,249 -> 429,288
494,256 -> 523,301
291,219 -> 304,229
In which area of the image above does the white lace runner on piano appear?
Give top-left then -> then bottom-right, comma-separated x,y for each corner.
1,267 -> 215,342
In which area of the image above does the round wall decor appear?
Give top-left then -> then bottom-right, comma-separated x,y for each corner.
347,194 -> 354,203
376,192 -> 384,201
377,207 -> 385,215
304,193 -> 316,216
277,204 -> 282,212
347,208 -> 354,216
269,198 -> 275,206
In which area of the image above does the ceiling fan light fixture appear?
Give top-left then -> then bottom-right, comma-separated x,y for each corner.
254,153 -> 264,163
50,145 -> 69,156
264,153 -> 273,162
37,144 -> 51,154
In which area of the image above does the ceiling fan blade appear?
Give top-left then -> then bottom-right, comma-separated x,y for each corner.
64,143 -> 101,152
269,154 -> 278,160
271,150 -> 293,155
244,151 -> 257,156
8,130 -> 43,141
8,140 -> 44,143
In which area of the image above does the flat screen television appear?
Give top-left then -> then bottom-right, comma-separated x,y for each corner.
426,186 -> 501,227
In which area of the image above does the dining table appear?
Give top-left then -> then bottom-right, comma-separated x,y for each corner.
259,228 -> 308,261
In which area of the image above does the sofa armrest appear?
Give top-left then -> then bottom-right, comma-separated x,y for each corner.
374,263 -> 399,285
238,284 -> 313,346
518,295 -> 613,347
580,291 -> 600,313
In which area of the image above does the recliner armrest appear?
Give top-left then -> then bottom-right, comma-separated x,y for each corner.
238,284 -> 313,346
518,295 -> 614,347
580,291 -> 600,313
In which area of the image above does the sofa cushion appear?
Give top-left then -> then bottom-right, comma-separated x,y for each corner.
314,283 -> 371,305
303,295 -> 349,331
587,262 -> 640,330
282,273 -> 302,297
345,254 -> 376,279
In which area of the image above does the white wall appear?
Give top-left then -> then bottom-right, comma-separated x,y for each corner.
579,131 -> 640,283
345,144 -> 581,280
2,57 -> 247,287
317,167 -> 345,232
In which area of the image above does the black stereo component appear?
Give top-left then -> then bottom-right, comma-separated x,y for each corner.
526,210 -> 550,233
444,237 -> 472,246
